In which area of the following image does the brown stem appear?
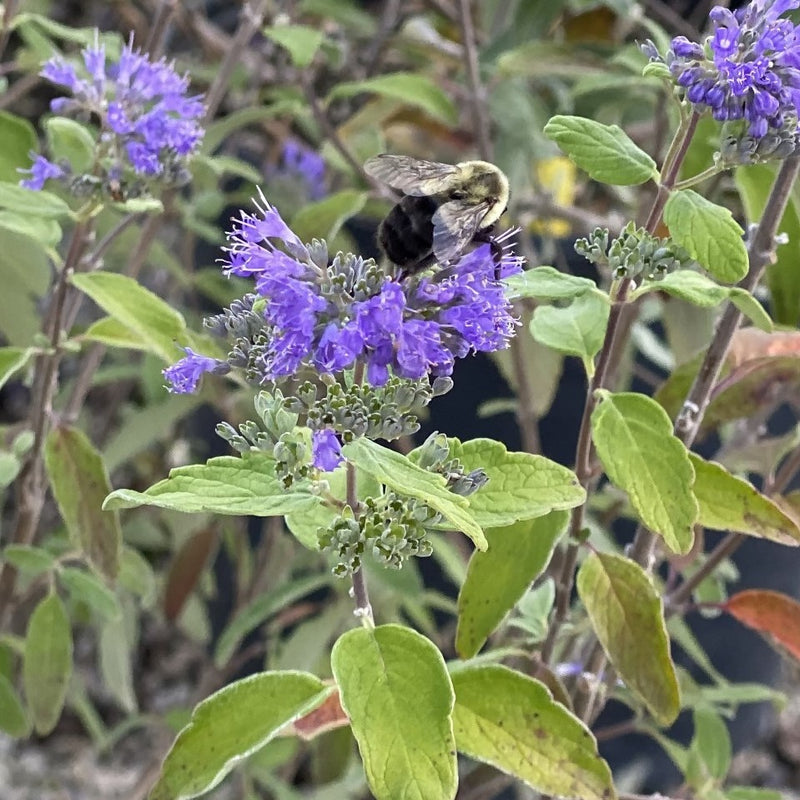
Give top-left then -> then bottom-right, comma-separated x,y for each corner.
0,220 -> 92,625
509,330 -> 541,454
0,0 -> 20,62
458,0 -> 492,161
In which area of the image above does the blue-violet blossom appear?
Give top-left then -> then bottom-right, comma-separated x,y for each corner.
651,0 -> 800,139
20,35 -> 204,192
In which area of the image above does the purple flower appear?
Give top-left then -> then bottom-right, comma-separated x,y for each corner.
22,34 -> 205,192
19,155 -> 66,190
654,0 -> 800,140
163,347 -> 224,393
281,139 -> 326,200
312,429 -> 343,471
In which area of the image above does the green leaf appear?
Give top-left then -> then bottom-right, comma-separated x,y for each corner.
591,391 -> 698,554
690,454 -> 800,546
150,671 -> 332,800
543,115 -> 658,185
0,112 -> 37,183
70,272 -> 188,363
290,189 -> 367,244
332,624 -> 457,800
81,316 -> 150,350
632,271 -> 772,332
663,190 -> 748,283
0,211 -> 62,250
45,426 -> 122,579
2,544 -> 56,576
263,23 -> 324,67
577,552 -> 680,725
44,117 -> 96,173
57,566 -> 121,621
0,181 -> 74,219
447,439 -> 585,529
456,512 -> 567,658
726,788 -> 783,800
451,665 -> 616,800
691,708 -> 731,781
505,266 -> 600,302
0,347 -> 33,391
343,438 -> 486,550
213,574 -> 332,668
23,592 -> 73,735
736,163 -> 800,326
0,673 -> 29,737
104,453 -> 320,516
531,293 -> 610,375
118,546 -> 157,608
328,73 -> 457,125
99,618 -> 136,712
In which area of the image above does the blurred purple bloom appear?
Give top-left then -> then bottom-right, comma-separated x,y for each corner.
312,429 -> 343,471
163,347 -> 224,394
19,155 -> 65,190
281,139 -> 326,200
23,34 -> 204,190
657,0 -> 800,139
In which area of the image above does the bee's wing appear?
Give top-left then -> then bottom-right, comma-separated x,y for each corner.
431,200 -> 490,263
364,155 -> 459,196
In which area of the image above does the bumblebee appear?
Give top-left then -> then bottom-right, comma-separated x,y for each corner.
364,154 -> 510,274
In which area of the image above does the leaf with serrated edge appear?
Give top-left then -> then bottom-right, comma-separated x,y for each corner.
591,391 -> 698,554
449,439 -> 584,529
544,115 -> 657,185
577,552 -> 680,725
332,624 -> 457,800
150,672 -> 332,800
690,454 -> 800,546
343,438 -> 486,550
23,593 -> 73,735
456,512 -> 568,658
104,452 -> 319,516
664,190 -> 748,283
451,664 -> 616,800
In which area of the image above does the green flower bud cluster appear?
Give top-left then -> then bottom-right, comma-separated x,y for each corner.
575,222 -> 694,281
414,433 -> 488,497
318,492 -> 439,576
718,116 -> 800,166
216,390 -> 311,487
285,375 -> 440,443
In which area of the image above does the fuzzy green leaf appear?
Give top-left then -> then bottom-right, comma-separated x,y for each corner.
664,190 -> 748,283
0,673 -> 29,737
44,116 -> 96,173
591,391 -> 698,554
543,115 -> 657,185
691,454 -> 800,546
632,271 -> 772,332
263,23 -> 324,67
343,438 -> 486,550
531,292 -> 610,373
45,426 -> 121,579
332,624 -> 457,800
2,544 -> 56,576
151,672 -> 332,800
104,452 -> 320,517
70,272 -> 188,363
57,566 -> 121,620
449,439 -> 585,528
328,73 -> 457,125
577,552 -> 680,725
0,347 -> 34,392
0,112 -> 37,183
456,512 -> 567,658
505,266 -> 600,302
452,665 -> 616,800
0,181 -> 74,219
23,592 -> 73,735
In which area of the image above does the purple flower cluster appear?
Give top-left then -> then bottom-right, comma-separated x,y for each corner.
163,194 -> 523,469
280,140 -> 326,200
20,35 -> 204,190
661,0 -> 800,139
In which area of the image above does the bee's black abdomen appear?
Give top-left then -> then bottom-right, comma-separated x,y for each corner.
378,195 -> 437,268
